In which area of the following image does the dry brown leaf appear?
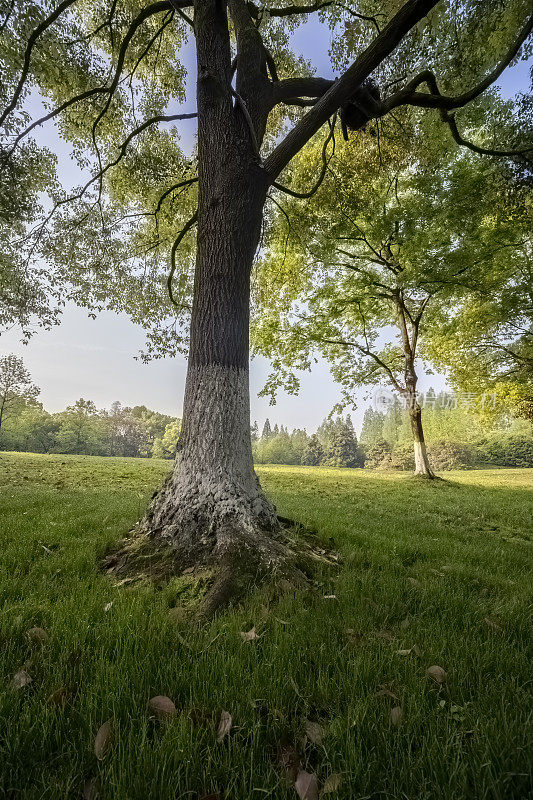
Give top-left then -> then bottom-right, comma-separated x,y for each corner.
305,720 -> 324,744
278,742 -> 301,784
323,594 -> 336,600
407,577 -> 423,589
390,706 -> 403,726
26,627 -> 48,645
83,777 -> 99,800
375,686 -> 399,701
103,602 -> 113,613
216,709 -> 232,742
395,648 -> 412,656
321,773 -> 342,795
147,695 -> 177,722
168,607 -> 187,623
295,770 -> 319,800
240,627 -> 258,642
376,630 -> 395,641
94,719 -> 114,760
399,617 -> 410,630
49,686 -> 70,707
484,617 -> 503,632
11,669 -> 32,689
426,665 -> 447,684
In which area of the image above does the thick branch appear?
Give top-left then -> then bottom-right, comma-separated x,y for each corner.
264,0 -> 440,179
383,12 -> 533,114
272,115 -> 335,198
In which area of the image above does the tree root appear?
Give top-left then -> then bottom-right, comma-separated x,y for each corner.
101,514 -> 339,618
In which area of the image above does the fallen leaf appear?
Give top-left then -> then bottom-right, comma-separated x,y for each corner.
240,627 -> 258,642
216,709 -> 232,742
375,686 -> 399,701
375,630 -> 395,641
182,566 -> 195,574
395,648 -> 412,656
83,777 -> 99,800
103,602 -> 113,613
323,594 -> 336,599
147,695 -> 177,722
26,627 -> 48,644
390,706 -> 403,726
484,617 -> 503,632
94,719 -> 114,760
11,669 -> 32,689
344,628 -> 363,645
321,773 -> 342,795
399,617 -> 410,630
278,741 -> 301,784
305,720 -> 324,744
426,665 -> 447,684
49,686 -> 70,707
295,770 -> 319,800
407,577 -> 423,589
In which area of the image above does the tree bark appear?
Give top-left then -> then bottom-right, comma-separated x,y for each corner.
408,398 -> 434,477
141,0 -> 282,571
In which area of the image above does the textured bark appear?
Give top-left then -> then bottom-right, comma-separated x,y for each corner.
142,0 -> 282,571
409,402 -> 434,477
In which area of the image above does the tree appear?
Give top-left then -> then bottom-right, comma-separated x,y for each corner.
322,416 -> 363,467
55,398 -> 102,455
364,437 -> 392,468
360,407 -> 385,449
0,355 -> 39,431
254,108 -> 531,477
1,1 -> 532,583
152,419 -> 182,458
301,434 -> 325,466
261,419 -> 272,441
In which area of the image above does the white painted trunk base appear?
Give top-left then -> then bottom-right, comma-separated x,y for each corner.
145,365 -> 278,561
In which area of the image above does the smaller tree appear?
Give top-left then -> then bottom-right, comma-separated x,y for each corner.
0,354 -> 39,431
301,434 -> 325,467
364,438 -> 392,469
152,420 -> 182,460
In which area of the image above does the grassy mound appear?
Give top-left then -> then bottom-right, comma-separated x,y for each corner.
0,452 -> 531,799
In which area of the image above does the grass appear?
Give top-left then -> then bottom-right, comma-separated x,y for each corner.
0,451 -> 532,800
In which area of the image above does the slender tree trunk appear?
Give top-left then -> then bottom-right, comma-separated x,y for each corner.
407,396 -> 434,477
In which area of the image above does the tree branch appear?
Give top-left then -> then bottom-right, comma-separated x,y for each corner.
383,12 -> 533,115
264,0 -> 440,179
168,210 -> 198,307
272,115 -> 336,198
0,0 -> 78,128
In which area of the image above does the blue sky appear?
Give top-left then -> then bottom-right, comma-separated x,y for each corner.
0,17 -> 530,433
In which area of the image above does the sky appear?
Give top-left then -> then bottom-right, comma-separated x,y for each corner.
0,15 -> 531,434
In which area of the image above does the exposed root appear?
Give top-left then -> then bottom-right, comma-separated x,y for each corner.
101,513 -> 339,618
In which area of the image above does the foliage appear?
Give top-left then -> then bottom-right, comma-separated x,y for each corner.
152,420 -> 182,459
0,354 -> 40,429
300,434 -> 324,466
0,390 -> 180,459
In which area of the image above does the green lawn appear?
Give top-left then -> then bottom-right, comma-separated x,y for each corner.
0,452 -> 532,800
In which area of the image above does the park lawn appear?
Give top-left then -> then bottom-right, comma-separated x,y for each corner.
0,452 -> 532,800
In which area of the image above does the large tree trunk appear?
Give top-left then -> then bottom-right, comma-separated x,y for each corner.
141,0 -> 283,572
407,398 -> 434,478
143,176 -> 280,565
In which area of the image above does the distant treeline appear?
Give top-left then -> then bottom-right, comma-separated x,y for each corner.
1,392 -> 532,469
0,397 -> 181,459
253,394 -> 533,470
